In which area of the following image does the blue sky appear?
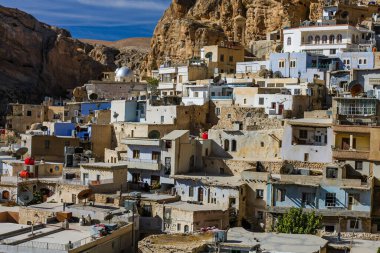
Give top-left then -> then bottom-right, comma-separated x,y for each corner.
0,0 -> 171,41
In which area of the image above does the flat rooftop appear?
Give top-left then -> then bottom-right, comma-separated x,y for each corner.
225,227 -> 328,253
80,162 -> 128,170
122,192 -> 179,202
172,174 -> 243,187
287,117 -> 332,127
165,201 -> 226,212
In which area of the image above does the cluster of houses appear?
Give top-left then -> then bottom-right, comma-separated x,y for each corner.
3,1 -> 380,252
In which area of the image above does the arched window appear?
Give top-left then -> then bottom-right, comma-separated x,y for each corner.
321,35 -> 327,44
307,35 -> 313,44
231,140 -> 237,152
287,37 -> 292,45
337,34 -> 343,43
184,225 -> 189,233
315,35 -> 321,44
329,35 -> 335,44
224,139 -> 230,151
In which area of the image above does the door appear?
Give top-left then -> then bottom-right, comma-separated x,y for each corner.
279,104 -> 284,115
198,187 -> 204,202
83,173 -> 89,185
348,194 -> 354,210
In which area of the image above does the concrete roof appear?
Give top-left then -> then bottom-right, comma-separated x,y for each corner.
162,130 -> 189,140
224,227 -> 328,253
172,174 -> 243,187
326,236 -> 380,253
165,201 -> 227,212
80,162 -> 128,170
287,118 -> 332,127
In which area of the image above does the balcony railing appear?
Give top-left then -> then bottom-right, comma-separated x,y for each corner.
124,158 -> 161,171
211,96 -> 233,100
332,148 -> 370,160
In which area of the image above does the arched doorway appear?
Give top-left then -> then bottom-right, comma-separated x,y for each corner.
184,225 -> 189,233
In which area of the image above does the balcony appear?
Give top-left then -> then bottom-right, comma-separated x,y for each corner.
158,83 -> 176,90
332,148 -> 370,160
124,158 -> 161,171
211,95 -> 233,100
122,138 -> 161,147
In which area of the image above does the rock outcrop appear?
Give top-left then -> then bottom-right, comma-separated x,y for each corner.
0,6 -> 148,116
147,0 -> 373,70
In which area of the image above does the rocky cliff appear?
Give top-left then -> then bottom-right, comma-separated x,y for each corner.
147,0 -> 375,69
0,6 -> 148,116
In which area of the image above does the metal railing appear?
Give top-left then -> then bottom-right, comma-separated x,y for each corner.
124,158 -> 160,164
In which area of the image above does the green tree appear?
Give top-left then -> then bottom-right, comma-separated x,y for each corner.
276,207 -> 322,234
146,77 -> 159,96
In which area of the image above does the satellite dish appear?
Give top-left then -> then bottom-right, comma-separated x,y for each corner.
18,191 -> 33,205
348,81 -> 363,97
40,126 -> 48,132
78,189 -> 92,200
280,163 -> 294,175
15,147 -> 28,156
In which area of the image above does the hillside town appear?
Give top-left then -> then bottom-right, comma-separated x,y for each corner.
3,1 -> 380,253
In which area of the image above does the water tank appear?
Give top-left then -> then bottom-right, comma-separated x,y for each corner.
19,170 -> 30,178
214,230 -> 227,243
24,157 -> 35,165
202,132 -> 209,140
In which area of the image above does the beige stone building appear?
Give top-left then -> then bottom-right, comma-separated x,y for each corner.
20,134 -> 80,163
202,44 -> 245,76
6,104 -> 47,133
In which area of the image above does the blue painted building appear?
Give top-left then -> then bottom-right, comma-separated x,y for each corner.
267,164 -> 372,233
80,102 -> 111,116
53,122 -> 76,137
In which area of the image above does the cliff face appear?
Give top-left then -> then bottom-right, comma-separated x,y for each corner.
0,6 -> 148,116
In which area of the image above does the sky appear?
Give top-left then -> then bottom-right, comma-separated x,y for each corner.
0,0 -> 171,41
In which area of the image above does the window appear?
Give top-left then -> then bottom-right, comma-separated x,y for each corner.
326,167 -> 338,179
325,193 -> 336,207
215,107 -> 221,116
355,161 -> 363,170
152,151 -> 161,161
224,139 -> 230,151
165,140 -> 172,149
256,189 -> 264,199
348,193 -> 360,205
359,58 -> 367,65
308,35 -> 313,44
177,223 -> 181,231
302,192 -> 315,206
194,92 -> 199,98
330,49 -> 336,55
315,35 -> 320,44
294,89 -> 301,95
329,34 -> 335,44
337,34 -> 342,43
299,129 -> 308,139
44,140 -> 50,149
278,60 -> 285,68
231,140 -> 237,152
259,97 -> 264,105
276,189 -> 286,202
189,187 -> 194,197
227,114 -> 231,118
287,37 -> 292,45
260,142 -> 264,147
220,54 -> 224,62
229,56 -> 234,62
257,211 -> 264,220
350,219 -> 359,229
322,35 -> 328,44
243,98 -> 247,104
26,110 -> 32,116
304,153 -> 309,162
290,59 -> 296,68
133,150 -> 140,159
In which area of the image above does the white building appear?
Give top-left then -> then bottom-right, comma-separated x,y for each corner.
283,24 -> 375,56
181,85 -> 210,106
236,61 -> 270,74
281,118 -> 333,163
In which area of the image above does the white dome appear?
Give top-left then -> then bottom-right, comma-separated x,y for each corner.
115,66 -> 133,78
